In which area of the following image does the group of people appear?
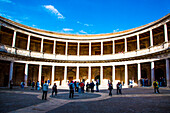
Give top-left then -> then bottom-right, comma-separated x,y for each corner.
68,81 -> 99,98
108,82 -> 122,96
31,81 -> 40,90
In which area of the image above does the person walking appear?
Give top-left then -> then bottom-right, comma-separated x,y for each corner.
69,81 -> 75,98
108,82 -> 113,96
153,80 -> 160,94
52,83 -> 57,97
42,81 -> 48,100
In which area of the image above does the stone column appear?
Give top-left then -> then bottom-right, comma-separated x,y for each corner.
150,29 -> 153,47
166,59 -> 170,87
112,65 -> 115,84
125,64 -> 128,86
164,23 -> 168,42
12,30 -> 16,47
38,65 -> 42,86
64,66 -> 67,82
151,62 -> 155,85
100,66 -> 103,85
40,38 -> 44,53
8,62 -> 14,87
53,40 -> 56,54
89,42 -> 91,56
24,63 -> 28,86
77,42 -> 80,56
125,38 -> 127,52
52,65 -> 55,86
101,41 -> 103,56
88,66 -> 91,82
76,66 -> 79,81
138,63 -> 141,86
113,40 -> 115,54
27,35 -> 31,50
137,34 -> 140,50
65,42 -> 68,56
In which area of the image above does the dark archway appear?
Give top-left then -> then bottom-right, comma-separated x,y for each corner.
141,69 -> 147,78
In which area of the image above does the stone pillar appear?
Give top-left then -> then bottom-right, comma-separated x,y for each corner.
89,42 -> 91,56
101,41 -> 103,56
88,66 -> 91,82
8,62 -> 14,87
138,63 -> 141,86
125,38 -> 127,52
150,29 -> 153,47
52,65 -> 55,86
77,42 -> 80,56
112,65 -> 115,84
164,23 -> 168,42
12,30 -> 16,47
40,38 -> 44,53
137,34 -> 140,50
125,64 -> 128,86
65,42 -> 68,56
24,63 -> 28,86
113,40 -> 115,54
27,35 -> 31,50
64,66 -> 67,82
53,40 -> 56,54
100,66 -> 103,85
166,59 -> 170,87
38,65 -> 42,86
151,62 -> 155,85
76,66 -> 79,81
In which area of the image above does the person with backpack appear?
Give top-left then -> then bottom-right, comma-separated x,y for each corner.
69,81 -> 75,98
52,83 -> 57,97
153,80 -> 160,94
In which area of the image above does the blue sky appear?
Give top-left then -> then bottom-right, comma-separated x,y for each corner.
0,0 -> 170,34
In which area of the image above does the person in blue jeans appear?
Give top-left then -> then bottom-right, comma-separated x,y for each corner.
42,81 -> 49,100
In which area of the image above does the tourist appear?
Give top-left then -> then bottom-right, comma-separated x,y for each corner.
47,79 -> 50,85
80,82 -> 85,93
42,81 -> 48,100
116,82 -> 119,94
31,81 -> 35,90
21,81 -> 25,89
119,82 -> 122,94
10,79 -> 13,89
36,81 -> 40,90
74,81 -> 77,91
76,82 -> 79,92
52,83 -> 57,97
69,81 -> 75,98
96,80 -> 99,92
86,82 -> 90,92
153,80 -> 160,94
108,82 -> 113,96
90,81 -> 95,92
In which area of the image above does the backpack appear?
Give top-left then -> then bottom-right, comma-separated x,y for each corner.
70,84 -> 73,90
153,82 -> 157,87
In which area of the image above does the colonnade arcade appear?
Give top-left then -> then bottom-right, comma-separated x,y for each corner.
0,59 -> 169,88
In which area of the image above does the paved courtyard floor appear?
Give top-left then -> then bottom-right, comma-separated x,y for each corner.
0,87 -> 170,113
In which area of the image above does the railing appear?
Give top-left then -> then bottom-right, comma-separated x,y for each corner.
0,42 -> 169,61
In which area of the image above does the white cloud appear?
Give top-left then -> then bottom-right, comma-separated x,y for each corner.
113,29 -> 119,33
63,28 -> 73,32
84,24 -> 89,26
79,30 -> 87,34
32,24 -> 36,27
43,5 -> 64,19
0,0 -> 12,3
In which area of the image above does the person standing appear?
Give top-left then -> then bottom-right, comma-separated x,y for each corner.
90,81 -> 95,92
47,79 -> 50,85
119,82 -> 122,95
21,81 -> 25,89
31,81 -> 35,90
52,83 -> 57,97
69,81 -> 75,98
96,81 -> 99,92
42,81 -> 48,100
10,80 -> 13,89
116,82 -> 119,94
153,80 -> 160,94
36,81 -> 40,90
108,82 -> 113,96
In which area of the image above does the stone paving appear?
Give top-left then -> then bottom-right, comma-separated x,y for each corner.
0,87 -> 170,113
